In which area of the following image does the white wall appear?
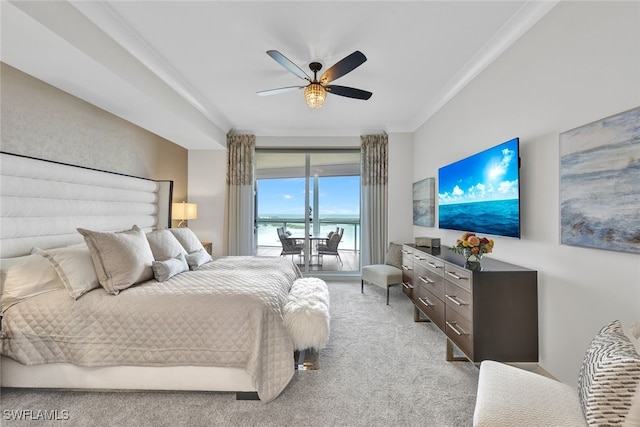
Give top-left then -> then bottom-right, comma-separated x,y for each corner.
188,149 -> 227,258
188,133 -> 414,257
413,1 -> 640,384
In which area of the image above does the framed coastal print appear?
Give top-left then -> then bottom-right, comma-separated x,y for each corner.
413,177 -> 435,227
559,106 -> 640,254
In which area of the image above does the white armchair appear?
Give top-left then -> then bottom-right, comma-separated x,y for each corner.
361,242 -> 403,305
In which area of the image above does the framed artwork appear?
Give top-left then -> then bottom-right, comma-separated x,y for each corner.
560,106 -> 640,254
413,177 -> 435,227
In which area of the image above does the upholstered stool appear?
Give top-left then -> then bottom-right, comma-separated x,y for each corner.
361,242 -> 403,305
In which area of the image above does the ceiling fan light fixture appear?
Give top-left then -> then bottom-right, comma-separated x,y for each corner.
304,83 -> 326,109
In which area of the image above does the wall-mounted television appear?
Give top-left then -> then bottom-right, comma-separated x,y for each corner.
438,137 -> 521,238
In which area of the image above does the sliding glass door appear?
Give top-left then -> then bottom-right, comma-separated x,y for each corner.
255,149 -> 360,274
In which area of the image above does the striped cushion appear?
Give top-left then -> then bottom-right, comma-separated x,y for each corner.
578,320 -> 640,425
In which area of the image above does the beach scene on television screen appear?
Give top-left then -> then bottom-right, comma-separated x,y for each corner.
438,139 -> 520,238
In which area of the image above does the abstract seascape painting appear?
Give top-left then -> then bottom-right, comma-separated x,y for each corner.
413,178 -> 435,227
560,106 -> 640,254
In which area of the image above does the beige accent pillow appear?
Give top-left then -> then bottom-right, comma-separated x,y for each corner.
146,229 -> 187,261
169,228 -> 206,254
152,253 -> 189,282
33,244 -> 100,299
78,225 -> 154,295
185,248 -> 212,270
0,254 -> 64,311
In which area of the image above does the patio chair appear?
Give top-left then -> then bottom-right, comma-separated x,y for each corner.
278,228 -> 303,261
316,228 -> 343,265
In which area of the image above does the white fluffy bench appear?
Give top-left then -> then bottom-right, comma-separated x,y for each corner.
473,320 -> 640,427
283,277 -> 330,351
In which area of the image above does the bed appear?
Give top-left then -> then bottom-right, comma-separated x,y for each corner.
0,152 -> 329,402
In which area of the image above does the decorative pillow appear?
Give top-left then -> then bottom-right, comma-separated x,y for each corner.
78,225 -> 155,295
0,253 -> 64,311
169,228 -> 206,254
385,242 -> 403,269
152,253 -> 189,282
185,248 -> 212,270
578,320 -> 640,425
146,229 -> 187,261
33,244 -> 100,299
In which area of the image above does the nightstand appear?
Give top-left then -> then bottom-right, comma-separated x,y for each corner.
201,241 -> 212,255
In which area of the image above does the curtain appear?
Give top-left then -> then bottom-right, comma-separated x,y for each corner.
224,133 -> 255,256
360,133 -> 389,266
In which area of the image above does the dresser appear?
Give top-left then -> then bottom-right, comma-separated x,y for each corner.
401,244 -> 538,363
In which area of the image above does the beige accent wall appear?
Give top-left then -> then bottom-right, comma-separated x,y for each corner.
0,62 -> 187,206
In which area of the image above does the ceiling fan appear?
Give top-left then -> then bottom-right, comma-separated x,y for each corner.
257,50 -> 372,109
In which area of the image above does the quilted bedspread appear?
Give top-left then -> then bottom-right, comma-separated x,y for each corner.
1,256 -> 302,402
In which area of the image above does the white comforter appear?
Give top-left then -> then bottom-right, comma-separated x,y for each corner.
1,256 -> 302,402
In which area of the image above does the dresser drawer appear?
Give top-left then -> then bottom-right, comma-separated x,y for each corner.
444,281 -> 472,322
415,264 -> 445,300
444,263 -> 472,292
402,280 -> 414,299
415,287 -> 445,331
445,308 -> 473,360
415,254 -> 445,274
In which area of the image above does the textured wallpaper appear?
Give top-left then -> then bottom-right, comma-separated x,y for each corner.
0,62 -> 187,203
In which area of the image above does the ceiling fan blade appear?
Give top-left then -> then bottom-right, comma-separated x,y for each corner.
266,50 -> 310,81
320,51 -> 367,84
326,85 -> 372,100
256,86 -> 305,96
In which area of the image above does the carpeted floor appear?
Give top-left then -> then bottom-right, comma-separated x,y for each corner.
0,280 -> 479,427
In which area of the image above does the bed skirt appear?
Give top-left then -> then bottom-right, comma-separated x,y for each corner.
1,356 -> 254,393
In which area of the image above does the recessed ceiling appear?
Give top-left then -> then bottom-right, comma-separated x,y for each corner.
1,1 -> 557,149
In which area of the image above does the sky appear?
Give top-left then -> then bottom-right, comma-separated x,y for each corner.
257,176 -> 360,217
438,138 -> 520,205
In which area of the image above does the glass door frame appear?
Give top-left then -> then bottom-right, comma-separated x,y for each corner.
254,148 -> 361,276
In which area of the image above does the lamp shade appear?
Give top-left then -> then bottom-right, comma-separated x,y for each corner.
172,202 -> 197,221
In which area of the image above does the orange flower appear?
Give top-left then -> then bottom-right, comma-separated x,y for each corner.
450,232 -> 495,258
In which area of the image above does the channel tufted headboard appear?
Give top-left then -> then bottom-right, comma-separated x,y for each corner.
0,152 -> 172,258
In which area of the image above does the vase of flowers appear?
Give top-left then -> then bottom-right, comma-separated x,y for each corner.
450,232 -> 494,271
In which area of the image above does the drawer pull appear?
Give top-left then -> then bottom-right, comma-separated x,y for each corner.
446,321 -> 468,336
445,294 -> 467,306
419,276 -> 435,285
401,250 -> 411,254
402,265 -> 413,271
402,282 -> 414,290
426,261 -> 440,269
418,297 -> 433,307
446,271 -> 467,280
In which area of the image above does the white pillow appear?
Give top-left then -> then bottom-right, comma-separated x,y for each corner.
78,225 -> 155,295
152,253 -> 189,282
33,244 -> 100,299
0,254 -> 64,311
185,248 -> 212,270
169,228 -> 207,254
146,229 -> 187,261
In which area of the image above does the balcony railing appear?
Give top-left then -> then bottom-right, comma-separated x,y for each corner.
256,217 -> 360,253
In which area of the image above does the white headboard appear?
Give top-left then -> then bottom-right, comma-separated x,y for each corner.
0,152 -> 172,258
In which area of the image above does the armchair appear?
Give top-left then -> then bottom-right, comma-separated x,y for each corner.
361,242 -> 403,305
316,228 -> 343,265
277,227 -> 303,261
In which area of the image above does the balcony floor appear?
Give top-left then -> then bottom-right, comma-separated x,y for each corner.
256,246 -> 360,272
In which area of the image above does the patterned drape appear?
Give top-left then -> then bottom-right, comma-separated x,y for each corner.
224,133 -> 255,256
361,133 -> 389,266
